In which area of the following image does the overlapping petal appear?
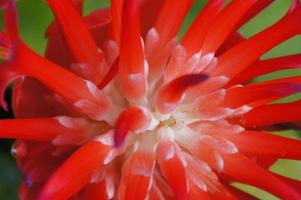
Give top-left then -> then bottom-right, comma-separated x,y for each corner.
1,0 -> 301,199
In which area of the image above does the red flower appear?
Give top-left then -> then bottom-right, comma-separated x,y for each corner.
1,0 -> 301,199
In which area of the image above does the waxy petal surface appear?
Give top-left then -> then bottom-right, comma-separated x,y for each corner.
38,140 -> 111,200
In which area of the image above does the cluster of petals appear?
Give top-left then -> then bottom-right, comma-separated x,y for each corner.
1,0 -> 301,199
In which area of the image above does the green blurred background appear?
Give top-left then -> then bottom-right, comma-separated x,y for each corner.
0,0 -> 301,199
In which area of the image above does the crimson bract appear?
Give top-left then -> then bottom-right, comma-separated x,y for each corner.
1,0 -> 301,199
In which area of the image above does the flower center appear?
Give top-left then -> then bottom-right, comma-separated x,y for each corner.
161,117 -> 176,127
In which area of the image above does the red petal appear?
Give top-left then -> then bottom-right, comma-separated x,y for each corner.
114,106 -> 151,147
273,173 -> 301,195
0,0 -> 18,110
224,130 -> 301,159
98,57 -> 119,90
0,63 -> 16,110
222,153 -> 301,199
186,76 -> 229,102
111,0 -> 123,44
236,0 -> 273,29
153,171 -> 174,199
181,0 -> 225,56
0,117 -> 71,141
119,0 -> 147,102
216,32 -> 245,56
16,142 -> 68,188
156,141 -> 188,200
201,0 -> 259,54
12,78 -> 65,118
37,140 -> 111,200
233,101 -> 301,128
157,74 -> 208,113
85,8 -> 112,48
45,21 -> 75,68
19,182 -> 42,200
188,182 -> 211,200
4,0 -> 18,39
45,7 -> 111,69
81,168 -> 116,200
72,0 -> 84,14
184,152 -> 231,200
81,182 -> 108,200
118,150 -> 155,200
213,5 -> 301,78
140,0 -> 165,36
210,187 -> 238,200
222,81 -> 301,108
256,157 -> 279,169
225,186 -> 257,200
147,183 -> 165,200
229,54 -> 301,85
0,0 -> 9,9
14,43 -> 110,120
154,0 -> 194,45
46,0 -> 106,83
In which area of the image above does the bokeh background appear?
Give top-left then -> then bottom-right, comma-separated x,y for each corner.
0,0 -> 301,199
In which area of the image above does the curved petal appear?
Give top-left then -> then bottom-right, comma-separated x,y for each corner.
81,181 -> 108,200
98,57 -> 119,90
118,150 -> 155,200
221,153 -> 301,200
140,0 -> 164,36
224,131 -> 301,159
222,81 -> 301,108
46,0 -> 106,83
111,0 -> 123,44
45,7 -> 111,69
114,106 -> 151,146
181,0 -> 225,56
81,167 -> 116,200
216,32 -> 245,56
213,5 -> 301,78
201,0 -> 259,54
8,42 -> 111,120
229,54 -> 301,85
225,186 -> 258,200
119,0 -> 147,102
12,77 -> 67,118
156,141 -> 188,200
0,63 -> 17,110
86,8 -> 112,48
232,101 -> 301,128
236,0 -> 273,30
16,142 -> 71,196
188,181 -> 211,200
154,0 -> 194,45
0,117 -> 73,141
37,140 -> 111,200
157,74 -> 208,113
273,173 -> 301,195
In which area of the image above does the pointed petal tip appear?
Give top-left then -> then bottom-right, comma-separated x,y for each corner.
113,128 -> 127,148
113,106 -> 151,147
